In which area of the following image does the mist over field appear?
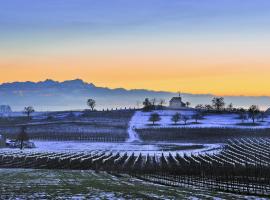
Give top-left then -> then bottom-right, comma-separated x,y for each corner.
0,79 -> 269,111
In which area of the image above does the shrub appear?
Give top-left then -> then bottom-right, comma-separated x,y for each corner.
171,113 -> 181,125
149,113 -> 161,125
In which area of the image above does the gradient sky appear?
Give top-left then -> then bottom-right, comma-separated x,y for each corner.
1,0 -> 270,96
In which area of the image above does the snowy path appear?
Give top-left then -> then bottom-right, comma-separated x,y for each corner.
127,111 -> 141,142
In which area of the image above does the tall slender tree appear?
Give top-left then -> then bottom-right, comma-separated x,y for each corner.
87,99 -> 96,111
17,126 -> 29,150
248,105 -> 260,124
24,106 -> 35,120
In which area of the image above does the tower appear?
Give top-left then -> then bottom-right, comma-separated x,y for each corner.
178,91 -> 182,99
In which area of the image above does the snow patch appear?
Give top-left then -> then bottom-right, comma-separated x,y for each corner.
0,141 -> 222,156
131,110 -> 270,129
127,112 -> 142,142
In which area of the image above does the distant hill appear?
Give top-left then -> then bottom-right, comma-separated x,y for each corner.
0,79 -> 269,111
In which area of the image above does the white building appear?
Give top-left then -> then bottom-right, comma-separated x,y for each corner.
169,96 -> 187,110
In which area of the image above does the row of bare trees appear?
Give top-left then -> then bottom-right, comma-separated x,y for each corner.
195,97 -> 227,112
142,98 -> 166,112
148,112 -> 203,125
148,106 -> 265,126
22,99 -> 96,120
239,105 -> 264,124
195,97 -> 267,122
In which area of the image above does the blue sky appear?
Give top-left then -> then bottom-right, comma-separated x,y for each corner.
1,0 -> 270,96
1,0 -> 270,37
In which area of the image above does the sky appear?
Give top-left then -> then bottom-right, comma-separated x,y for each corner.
1,0 -> 270,96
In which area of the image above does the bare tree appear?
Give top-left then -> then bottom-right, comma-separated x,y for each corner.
192,112 -> 203,123
227,103 -> 233,112
205,104 -> 213,112
149,113 -> 161,125
17,126 -> 29,150
158,99 -> 166,109
186,102 -> 191,108
24,106 -> 35,119
182,115 -> 190,125
248,105 -> 260,124
171,113 -> 181,125
151,98 -> 157,108
195,104 -> 204,110
212,97 -> 225,112
238,108 -> 247,123
143,98 -> 153,112
87,99 -> 96,111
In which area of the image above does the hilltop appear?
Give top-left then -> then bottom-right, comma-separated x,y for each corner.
0,79 -> 269,111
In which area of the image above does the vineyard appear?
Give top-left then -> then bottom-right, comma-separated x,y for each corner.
136,127 -> 270,142
0,110 -> 135,142
1,138 -> 270,196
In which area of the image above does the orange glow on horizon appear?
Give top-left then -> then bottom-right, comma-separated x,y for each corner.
1,0 -> 270,98
0,51 -> 270,97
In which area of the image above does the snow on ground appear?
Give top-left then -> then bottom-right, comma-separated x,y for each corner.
132,110 -> 270,129
0,141 -> 222,156
127,111 -> 142,142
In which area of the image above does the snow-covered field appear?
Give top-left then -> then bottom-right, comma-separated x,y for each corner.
131,110 -> 270,129
1,140 -> 222,156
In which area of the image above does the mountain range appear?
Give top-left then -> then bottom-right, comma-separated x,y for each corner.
0,79 -> 269,111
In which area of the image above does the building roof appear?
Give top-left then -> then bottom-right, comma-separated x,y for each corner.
169,97 -> 186,107
169,97 -> 183,102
